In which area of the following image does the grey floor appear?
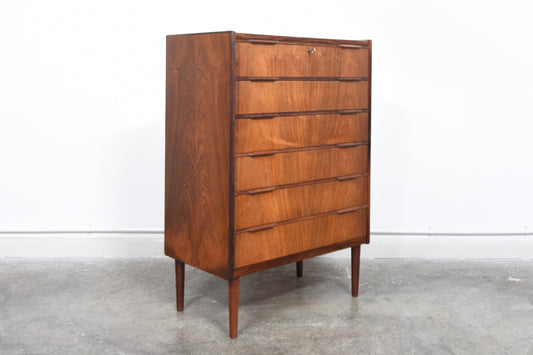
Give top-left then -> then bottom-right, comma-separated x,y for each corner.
0,258 -> 532,355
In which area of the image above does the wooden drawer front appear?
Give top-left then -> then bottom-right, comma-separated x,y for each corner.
236,81 -> 369,115
234,208 -> 367,268
235,113 -> 368,153
236,42 -> 369,78
235,175 -> 368,230
235,145 -> 368,191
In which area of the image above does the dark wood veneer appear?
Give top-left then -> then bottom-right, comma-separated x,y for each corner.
235,113 -> 369,153
236,80 -> 369,114
235,141 -> 369,157
235,175 -> 369,229
235,144 -> 369,191
236,42 -> 369,78
165,32 -> 232,279
236,173 -> 366,196
165,31 -> 371,338
234,208 -> 368,267
234,204 -> 368,234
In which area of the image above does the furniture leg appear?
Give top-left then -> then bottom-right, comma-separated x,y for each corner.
351,246 -> 361,297
229,278 -> 240,338
175,260 -> 184,311
296,260 -> 303,277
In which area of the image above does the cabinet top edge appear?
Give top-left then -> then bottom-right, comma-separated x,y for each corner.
166,31 -> 235,38
165,31 -> 370,46
235,33 -> 370,46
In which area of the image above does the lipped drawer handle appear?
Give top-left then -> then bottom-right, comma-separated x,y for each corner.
337,77 -> 366,82
248,39 -> 280,45
246,186 -> 276,195
336,174 -> 361,181
337,109 -> 365,114
336,206 -> 360,214
246,150 -> 279,157
339,44 -> 364,49
248,77 -> 280,82
336,142 -> 362,148
245,223 -> 278,233
251,114 -> 279,119
239,114 -> 280,119
245,77 -> 365,82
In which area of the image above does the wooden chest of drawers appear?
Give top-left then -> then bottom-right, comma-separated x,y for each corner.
165,31 -> 371,338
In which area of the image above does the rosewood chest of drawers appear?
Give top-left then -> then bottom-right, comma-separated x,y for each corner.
165,31 -> 371,338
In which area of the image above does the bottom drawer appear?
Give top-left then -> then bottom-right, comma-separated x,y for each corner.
233,208 -> 367,268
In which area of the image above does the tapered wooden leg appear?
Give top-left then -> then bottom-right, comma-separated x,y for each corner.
296,260 -> 303,277
228,278 -> 240,338
351,246 -> 361,297
175,260 -> 184,311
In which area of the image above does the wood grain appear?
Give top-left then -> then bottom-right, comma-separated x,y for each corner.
236,42 -> 369,77
165,32 -> 232,279
234,175 -> 368,229
235,113 -> 369,153
236,80 -> 369,114
234,208 -> 368,267
235,145 -> 369,191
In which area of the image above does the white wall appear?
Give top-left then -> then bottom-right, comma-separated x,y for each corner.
1,0 -> 532,240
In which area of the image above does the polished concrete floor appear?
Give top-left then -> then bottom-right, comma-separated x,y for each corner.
0,258 -> 532,354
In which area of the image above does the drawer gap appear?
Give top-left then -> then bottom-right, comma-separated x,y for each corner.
236,109 -> 368,119
237,76 -> 369,82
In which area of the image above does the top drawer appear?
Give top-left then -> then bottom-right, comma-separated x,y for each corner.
236,42 -> 370,78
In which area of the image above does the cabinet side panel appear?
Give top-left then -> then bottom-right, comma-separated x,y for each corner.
366,41 -> 372,244
165,33 -> 231,279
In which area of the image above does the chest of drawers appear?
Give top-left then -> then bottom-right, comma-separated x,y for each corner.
165,31 -> 371,338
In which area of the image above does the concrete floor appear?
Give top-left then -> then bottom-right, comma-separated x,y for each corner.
0,258 -> 531,354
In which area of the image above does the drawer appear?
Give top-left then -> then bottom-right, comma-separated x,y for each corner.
235,175 -> 368,230
235,113 -> 369,153
234,208 -> 368,268
235,144 -> 368,191
236,80 -> 369,115
236,42 -> 369,78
